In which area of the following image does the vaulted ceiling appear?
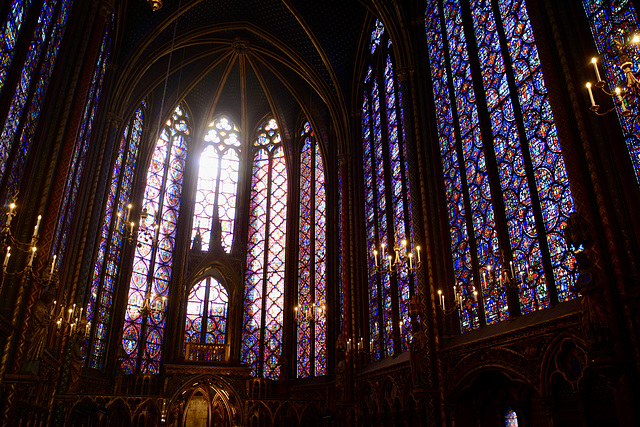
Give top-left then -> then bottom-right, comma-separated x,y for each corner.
110,0 -> 370,151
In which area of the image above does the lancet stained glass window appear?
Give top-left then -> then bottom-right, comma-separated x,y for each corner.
185,277 -> 229,346
192,116 -> 240,252
121,105 -> 189,374
86,100 -> 145,370
362,20 -> 415,360
425,0 -> 576,332
0,0 -> 73,206
582,0 -> 640,185
242,118 -> 287,379
296,121 -> 326,378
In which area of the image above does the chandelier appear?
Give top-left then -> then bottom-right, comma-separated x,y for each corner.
586,33 -> 640,116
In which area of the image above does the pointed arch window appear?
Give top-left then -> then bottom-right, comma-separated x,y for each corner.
192,115 -> 240,252
0,0 -> 74,205
121,104 -> 189,374
362,20 -> 414,360
296,121 -> 326,378
505,407 -> 519,427
185,276 -> 229,346
242,118 -> 287,379
86,100 -> 145,370
582,0 -> 640,185
424,0 -> 576,332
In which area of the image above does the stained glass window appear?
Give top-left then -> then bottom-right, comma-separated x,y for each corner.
184,276 -> 229,346
121,104 -> 189,374
425,0 -> 576,332
242,118 -> 287,379
0,0 -> 34,94
582,1 -> 640,185
192,116 -> 240,252
296,121 -> 326,378
86,100 -> 145,370
505,407 -> 519,427
362,21 -> 415,360
0,0 -> 73,206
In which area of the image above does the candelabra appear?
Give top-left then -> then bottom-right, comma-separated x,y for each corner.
293,302 -> 325,324
1,198 -> 57,281
115,204 -> 162,249
140,286 -> 167,318
586,33 -> 640,116
372,238 -> 421,275
52,302 -> 89,338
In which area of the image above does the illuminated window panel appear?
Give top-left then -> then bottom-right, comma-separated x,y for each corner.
192,116 -> 240,252
384,55 -> 413,350
242,118 -> 287,379
296,121 -> 326,378
0,0 -> 72,203
505,408 -> 519,427
121,105 -> 189,374
424,0 -> 478,331
496,0 -> 576,308
363,20 -> 414,358
184,277 -> 229,346
470,0 -> 545,316
426,0 -> 577,332
370,18 -> 385,53
446,0 -> 500,328
0,0 -> 34,94
87,99 -> 143,370
582,0 -> 640,187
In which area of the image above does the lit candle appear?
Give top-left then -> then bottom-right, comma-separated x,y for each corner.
408,253 -> 413,270
591,57 -> 602,82
416,246 -> 421,263
130,221 -> 135,234
67,308 -> 73,322
33,215 -> 42,238
615,87 -> 627,112
115,212 -> 121,230
472,286 -> 478,301
438,289 -> 442,308
50,254 -> 56,275
86,322 -> 91,335
51,300 -> 56,316
5,203 -> 15,226
3,246 -> 10,268
27,246 -> 36,267
483,269 -> 488,289
373,249 -> 379,267
388,255 -> 393,273
586,83 -> 596,107
127,203 -> 132,221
